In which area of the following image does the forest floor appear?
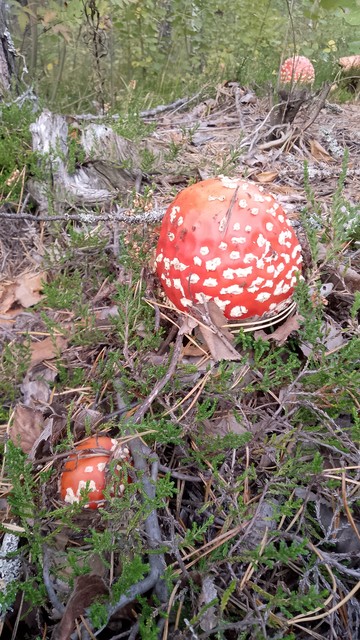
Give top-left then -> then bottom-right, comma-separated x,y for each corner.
0,84 -> 359,640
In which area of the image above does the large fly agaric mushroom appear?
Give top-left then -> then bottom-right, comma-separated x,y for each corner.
155,176 -> 302,321
60,435 -> 131,510
280,56 -> 315,84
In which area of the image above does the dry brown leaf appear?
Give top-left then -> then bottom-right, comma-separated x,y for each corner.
254,314 -> 301,346
268,184 -> 302,196
207,301 -> 233,333
300,319 -> 345,357
177,305 -> 240,361
0,282 -> 17,314
254,171 -> 278,183
243,152 -> 267,167
73,408 -> 103,437
323,321 -> 345,352
20,378 -> 51,408
239,91 -> 257,104
92,281 -> 117,304
318,502 -> 360,554
309,139 -> 333,163
28,417 -> 54,461
197,302 -> 241,362
179,315 -> 198,335
203,412 -> 249,437
97,305 -> 119,320
29,335 -> 67,368
199,575 -> 218,632
21,366 -> 57,408
52,574 -> 109,640
10,404 -> 45,454
145,353 -> 167,366
0,309 -> 21,327
242,499 -> 279,550
182,342 -> 206,357
0,272 -> 47,326
338,265 -> 360,293
15,272 -> 47,307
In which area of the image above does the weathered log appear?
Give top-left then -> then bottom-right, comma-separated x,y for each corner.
28,110 -> 142,210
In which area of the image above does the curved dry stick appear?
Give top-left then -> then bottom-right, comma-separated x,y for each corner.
131,330 -> 183,425
42,545 -> 65,615
0,207 -> 166,224
107,564 -> 162,618
125,445 -> 167,604
112,332 -> 185,605
257,127 -> 292,151
72,89 -> 205,121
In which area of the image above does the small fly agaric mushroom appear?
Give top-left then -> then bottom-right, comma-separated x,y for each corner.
60,435 -> 131,510
280,56 -> 315,84
155,176 -> 302,321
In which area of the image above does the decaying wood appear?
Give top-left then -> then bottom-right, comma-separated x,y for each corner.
28,110 -> 142,210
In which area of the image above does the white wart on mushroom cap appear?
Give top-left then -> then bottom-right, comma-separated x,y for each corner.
280,56 -> 315,84
155,176 -> 302,320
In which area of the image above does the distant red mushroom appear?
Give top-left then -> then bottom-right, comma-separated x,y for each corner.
338,56 -> 360,93
155,177 -> 302,321
280,56 -> 315,84
60,435 -> 131,510
338,55 -> 360,72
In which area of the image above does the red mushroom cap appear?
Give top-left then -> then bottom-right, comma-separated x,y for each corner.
280,56 -> 315,84
339,55 -> 360,72
60,435 -> 131,510
155,176 -> 302,320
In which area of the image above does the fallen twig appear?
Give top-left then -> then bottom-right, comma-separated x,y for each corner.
131,329 -> 183,424
0,207 -> 166,224
300,83 -> 332,134
71,90 -> 205,121
42,545 -> 65,616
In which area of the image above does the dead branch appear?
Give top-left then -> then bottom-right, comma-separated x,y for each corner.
42,545 -> 65,616
131,329 -> 183,424
300,83 -> 332,133
72,90 -> 205,121
27,110 -> 141,210
0,207 -> 166,224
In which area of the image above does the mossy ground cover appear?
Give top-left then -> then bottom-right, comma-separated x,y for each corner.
0,87 -> 359,640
